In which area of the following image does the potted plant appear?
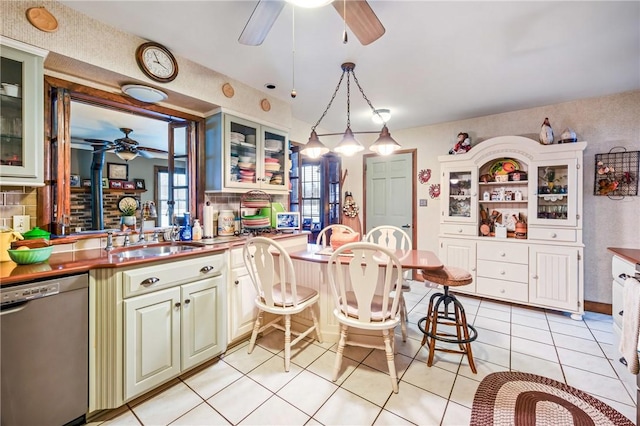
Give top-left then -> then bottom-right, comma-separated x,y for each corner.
118,196 -> 138,229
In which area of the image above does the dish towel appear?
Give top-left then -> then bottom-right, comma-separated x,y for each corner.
619,277 -> 640,374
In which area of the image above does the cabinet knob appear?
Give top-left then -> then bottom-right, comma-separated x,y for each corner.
141,277 -> 160,286
532,274 -> 538,279
234,280 -> 240,285
200,265 -> 215,273
471,267 -> 476,272
184,299 -> 191,305
500,270 -> 506,275
499,252 -> 505,257
458,228 -> 463,233
550,233 -> 557,238
619,310 -> 624,316
174,302 -> 181,308
500,289 -> 505,293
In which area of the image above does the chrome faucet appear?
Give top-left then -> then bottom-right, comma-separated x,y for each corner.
104,230 -> 114,251
138,207 -> 146,244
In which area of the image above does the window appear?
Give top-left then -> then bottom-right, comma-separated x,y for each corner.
156,166 -> 187,227
289,146 -> 341,240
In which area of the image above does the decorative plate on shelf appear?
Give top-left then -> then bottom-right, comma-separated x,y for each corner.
489,159 -> 520,177
117,196 -> 138,215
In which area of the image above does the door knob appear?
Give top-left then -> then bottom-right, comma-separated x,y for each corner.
401,224 -> 411,228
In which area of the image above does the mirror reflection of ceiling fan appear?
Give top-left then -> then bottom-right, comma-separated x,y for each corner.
239,0 -> 385,46
83,128 -> 167,161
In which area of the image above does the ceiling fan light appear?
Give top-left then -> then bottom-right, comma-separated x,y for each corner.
301,130 -> 330,158
115,149 -> 139,162
121,84 -> 167,103
370,125 -> 401,155
334,127 -> 364,156
371,108 -> 391,125
285,0 -> 333,8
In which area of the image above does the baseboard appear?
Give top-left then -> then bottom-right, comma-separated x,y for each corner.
584,300 -> 612,315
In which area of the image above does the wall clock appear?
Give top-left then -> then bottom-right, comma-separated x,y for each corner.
135,42 -> 179,83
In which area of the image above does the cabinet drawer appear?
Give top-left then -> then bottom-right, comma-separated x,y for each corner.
123,254 -> 225,298
230,247 -> 245,269
528,227 -> 576,242
477,241 -> 528,264
440,224 -> 477,236
477,260 -> 528,283
477,277 -> 528,303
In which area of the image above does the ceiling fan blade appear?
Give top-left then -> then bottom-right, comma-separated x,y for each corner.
239,0 -> 286,46
83,138 -> 112,145
139,146 -> 168,155
332,0 -> 385,45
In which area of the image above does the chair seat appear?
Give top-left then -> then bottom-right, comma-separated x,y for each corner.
260,283 -> 318,307
338,291 -> 397,321
421,266 -> 472,287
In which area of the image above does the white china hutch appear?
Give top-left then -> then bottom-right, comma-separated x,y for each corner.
438,136 -> 587,319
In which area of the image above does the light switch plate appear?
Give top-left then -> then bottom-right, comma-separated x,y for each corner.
419,199 -> 428,207
12,215 -> 30,233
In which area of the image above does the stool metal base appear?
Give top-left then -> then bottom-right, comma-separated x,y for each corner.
418,286 -> 478,373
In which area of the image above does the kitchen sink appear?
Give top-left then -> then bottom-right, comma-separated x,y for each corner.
111,242 -> 205,260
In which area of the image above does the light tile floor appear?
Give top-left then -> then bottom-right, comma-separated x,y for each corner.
91,282 -> 636,426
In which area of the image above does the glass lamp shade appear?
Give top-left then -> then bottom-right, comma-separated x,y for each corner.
369,125 -> 401,155
115,149 -> 139,161
301,130 -> 330,158
334,127 -> 365,156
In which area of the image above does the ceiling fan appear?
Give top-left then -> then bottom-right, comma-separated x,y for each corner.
83,128 -> 166,161
239,0 -> 385,46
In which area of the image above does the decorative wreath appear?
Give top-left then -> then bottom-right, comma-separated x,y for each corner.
343,198 -> 360,218
418,169 -> 432,184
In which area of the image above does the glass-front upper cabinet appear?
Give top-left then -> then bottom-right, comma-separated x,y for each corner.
0,39 -> 46,186
441,167 -> 478,223
528,159 -> 578,227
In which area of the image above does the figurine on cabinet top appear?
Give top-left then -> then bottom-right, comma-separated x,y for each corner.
539,117 -> 554,145
449,132 -> 472,155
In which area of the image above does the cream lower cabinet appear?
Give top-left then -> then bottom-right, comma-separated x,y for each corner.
228,247 -> 258,343
529,245 -> 581,317
439,238 -> 477,293
90,253 -> 226,412
124,276 -> 225,400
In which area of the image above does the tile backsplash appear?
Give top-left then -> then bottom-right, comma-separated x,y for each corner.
0,186 -> 37,230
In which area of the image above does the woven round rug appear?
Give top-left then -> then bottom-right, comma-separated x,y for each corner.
470,372 -> 634,426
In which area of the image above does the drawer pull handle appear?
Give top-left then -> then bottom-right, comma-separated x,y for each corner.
141,277 -> 160,286
619,310 -> 624,316
200,265 -> 215,273
184,299 -> 191,305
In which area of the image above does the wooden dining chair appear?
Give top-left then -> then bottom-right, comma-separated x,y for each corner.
243,237 -> 322,372
364,225 -> 412,341
315,224 -> 356,247
328,242 -> 403,393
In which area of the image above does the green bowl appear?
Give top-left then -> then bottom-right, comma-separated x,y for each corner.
7,246 -> 53,264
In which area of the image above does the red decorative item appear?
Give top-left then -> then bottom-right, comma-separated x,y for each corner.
418,169 -> 431,184
429,184 -> 441,199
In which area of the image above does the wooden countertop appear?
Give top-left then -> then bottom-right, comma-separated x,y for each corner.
1,231 -> 309,286
607,247 -> 640,265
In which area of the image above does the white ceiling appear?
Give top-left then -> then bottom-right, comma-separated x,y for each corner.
60,0 -> 640,137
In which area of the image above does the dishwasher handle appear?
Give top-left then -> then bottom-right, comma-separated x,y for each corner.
1,302 -> 29,316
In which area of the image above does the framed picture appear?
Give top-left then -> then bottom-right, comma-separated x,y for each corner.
70,174 -> 81,187
134,178 -> 146,190
109,180 -> 123,189
123,181 -> 136,190
102,178 -> 109,189
107,162 -> 128,180
82,179 -> 92,187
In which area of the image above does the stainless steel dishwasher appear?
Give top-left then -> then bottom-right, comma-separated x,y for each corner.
1,274 -> 88,426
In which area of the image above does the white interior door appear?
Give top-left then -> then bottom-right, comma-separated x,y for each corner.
365,152 -> 414,243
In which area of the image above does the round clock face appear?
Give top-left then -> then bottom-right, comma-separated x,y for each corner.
136,42 -> 178,83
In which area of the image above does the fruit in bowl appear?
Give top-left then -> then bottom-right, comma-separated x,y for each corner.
7,246 -> 53,265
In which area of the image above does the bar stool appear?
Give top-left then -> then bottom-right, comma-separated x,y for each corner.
417,266 -> 478,373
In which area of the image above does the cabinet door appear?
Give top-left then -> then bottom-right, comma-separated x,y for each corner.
181,276 -> 227,370
529,245 -> 580,313
441,167 -> 478,223
224,114 -> 259,189
528,159 -> 578,227
228,267 -> 258,343
439,238 -> 477,293
261,126 -> 288,190
0,43 -> 44,185
124,287 -> 181,400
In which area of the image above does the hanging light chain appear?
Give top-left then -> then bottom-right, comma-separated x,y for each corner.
312,68 -> 347,130
351,69 -> 379,117
346,70 -> 351,128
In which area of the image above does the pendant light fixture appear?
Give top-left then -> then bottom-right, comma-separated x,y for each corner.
301,62 -> 401,158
